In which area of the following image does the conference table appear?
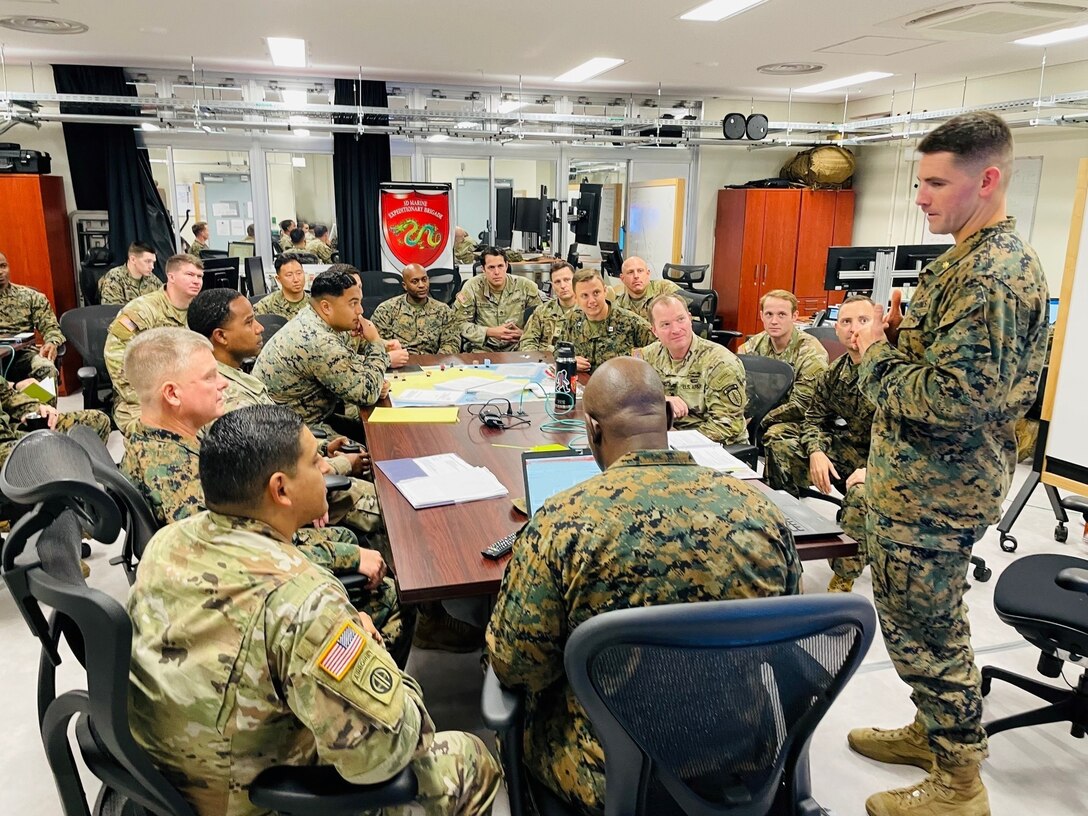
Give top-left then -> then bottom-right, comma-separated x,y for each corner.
364,352 -> 857,604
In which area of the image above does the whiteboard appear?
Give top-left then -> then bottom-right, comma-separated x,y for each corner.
627,179 -> 685,276
1042,158 -> 1088,497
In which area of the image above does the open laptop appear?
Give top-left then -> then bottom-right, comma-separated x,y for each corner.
522,450 -> 600,517
766,490 -> 843,539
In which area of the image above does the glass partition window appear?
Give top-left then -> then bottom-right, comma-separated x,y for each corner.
266,152 -> 336,255
568,160 -> 627,262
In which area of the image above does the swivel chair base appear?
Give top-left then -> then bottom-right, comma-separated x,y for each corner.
982,665 -> 1088,739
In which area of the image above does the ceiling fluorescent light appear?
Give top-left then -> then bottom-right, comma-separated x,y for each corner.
293,129 -> 311,137
679,0 -> 767,22
267,37 -> 306,68
554,57 -> 625,83
1014,23 -> 1088,46
497,100 -> 525,114
281,89 -> 307,107
795,71 -> 893,94
140,122 -> 160,132
427,134 -> 450,142
455,121 -> 480,129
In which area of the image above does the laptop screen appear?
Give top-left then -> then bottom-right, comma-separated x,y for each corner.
1048,298 -> 1059,326
522,451 -> 600,517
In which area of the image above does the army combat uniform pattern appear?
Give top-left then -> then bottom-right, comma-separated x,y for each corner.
0,282 -> 65,386
452,274 -> 542,351
638,333 -> 748,445
128,511 -> 501,816
610,278 -> 680,322
518,298 -> 575,354
253,290 -> 308,321
553,305 -> 654,372
370,294 -> 461,355
252,304 -> 390,431
487,449 -> 802,814
453,236 -> 477,265
306,239 -> 334,263
188,239 -> 208,257
103,289 -> 189,436
738,327 -> 829,431
97,265 -> 164,306
0,377 -> 109,468
859,217 -> 1048,769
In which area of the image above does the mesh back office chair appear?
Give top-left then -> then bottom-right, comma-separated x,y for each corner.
59,305 -> 122,414
801,326 -> 847,362
78,247 -> 113,307
0,431 -> 417,816
256,314 -> 289,343
427,268 -> 464,306
248,293 -> 268,306
663,264 -> 720,328
483,594 -> 876,816
361,272 -> 405,318
728,355 -> 794,469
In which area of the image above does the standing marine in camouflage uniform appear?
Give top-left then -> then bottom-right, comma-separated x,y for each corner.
452,246 -> 541,351
98,241 -> 164,306
610,255 -> 681,321
306,224 -> 335,262
487,357 -> 801,814
637,293 -> 747,444
554,268 -> 653,374
849,113 -> 1049,816
188,221 -> 210,257
104,253 -> 204,435
519,261 -> 578,354
254,254 -> 308,320
128,405 -> 500,816
0,250 -> 65,390
253,269 -> 390,436
371,264 -> 461,355
453,226 -> 477,265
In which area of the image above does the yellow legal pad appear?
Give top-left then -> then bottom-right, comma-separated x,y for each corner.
368,407 -> 460,424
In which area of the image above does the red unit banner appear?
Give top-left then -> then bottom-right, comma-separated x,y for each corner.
379,183 -> 454,272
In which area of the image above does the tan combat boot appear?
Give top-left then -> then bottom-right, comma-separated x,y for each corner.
848,720 -> 935,769
412,602 -> 485,653
827,574 -> 855,592
864,764 -> 990,816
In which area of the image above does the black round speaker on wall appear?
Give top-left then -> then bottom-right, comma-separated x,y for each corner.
722,112 -> 746,140
746,113 -> 769,140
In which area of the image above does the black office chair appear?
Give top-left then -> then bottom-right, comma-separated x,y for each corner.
284,250 -> 321,265
78,246 -> 113,307
0,431 -> 417,816
981,554 -> 1088,740
361,272 -> 406,318
727,355 -> 794,470
59,304 -> 122,414
661,263 -> 709,288
249,293 -> 268,305
483,594 -> 876,816
427,268 -> 464,306
802,325 -> 847,362
691,319 -> 742,348
256,313 -> 289,343
663,264 -> 720,328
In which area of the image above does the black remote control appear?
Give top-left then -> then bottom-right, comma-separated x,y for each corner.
482,531 -> 517,559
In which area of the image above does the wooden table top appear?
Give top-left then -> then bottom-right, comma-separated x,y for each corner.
366,352 -> 856,603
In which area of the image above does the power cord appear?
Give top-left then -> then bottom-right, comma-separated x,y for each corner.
467,397 -> 531,430
518,382 -> 586,435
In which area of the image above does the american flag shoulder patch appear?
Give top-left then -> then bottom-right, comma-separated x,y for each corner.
317,620 -> 366,681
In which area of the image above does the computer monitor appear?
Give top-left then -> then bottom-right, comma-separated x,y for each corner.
245,256 -> 267,296
894,243 -> 953,272
571,183 -> 602,245
599,241 -> 624,278
824,246 -> 891,291
1049,297 -> 1059,326
201,257 -> 240,291
228,241 -> 256,259
495,186 -> 514,246
825,304 -> 840,323
513,197 -> 541,234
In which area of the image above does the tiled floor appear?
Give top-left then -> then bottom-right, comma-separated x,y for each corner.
3,406 -> 1088,814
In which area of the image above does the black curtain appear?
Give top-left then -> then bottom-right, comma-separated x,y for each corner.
52,65 -> 175,280
333,79 -> 391,271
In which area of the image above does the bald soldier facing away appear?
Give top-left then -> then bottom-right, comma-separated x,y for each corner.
370,264 -> 461,355
487,356 -> 801,815
127,404 -> 501,816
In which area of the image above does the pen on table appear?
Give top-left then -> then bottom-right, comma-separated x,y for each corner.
491,443 -> 533,450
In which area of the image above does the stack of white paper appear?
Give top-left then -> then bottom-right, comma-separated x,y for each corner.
667,430 -> 760,479
381,453 -> 509,509
433,376 -> 498,393
471,380 -> 529,399
391,388 -> 462,407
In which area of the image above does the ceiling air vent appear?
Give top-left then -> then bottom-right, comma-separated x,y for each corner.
904,2 -> 1087,35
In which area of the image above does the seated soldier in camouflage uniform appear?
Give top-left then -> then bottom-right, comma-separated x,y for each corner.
104,253 -> 204,436
0,250 -> 65,396
98,240 -> 163,306
278,219 -> 296,252
553,268 -> 654,374
306,224 -> 335,263
188,221 -> 210,257
636,293 -> 747,444
610,255 -> 681,321
128,404 -> 501,816
761,295 -> 877,592
519,261 -> 578,354
738,289 -> 829,488
254,254 -> 308,320
371,264 -> 460,355
453,226 -> 477,265
120,327 -> 411,664
452,246 -> 542,351
487,357 -> 801,815
287,227 -> 309,254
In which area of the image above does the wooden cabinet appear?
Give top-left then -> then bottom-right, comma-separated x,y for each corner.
711,188 -> 854,337
0,175 -> 79,393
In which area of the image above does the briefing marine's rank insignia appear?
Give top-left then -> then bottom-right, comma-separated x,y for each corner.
317,620 -> 365,681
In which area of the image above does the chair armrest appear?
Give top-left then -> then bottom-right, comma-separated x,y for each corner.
481,665 -> 523,732
1057,568 -> 1088,595
249,765 -> 417,816
726,443 -> 758,470
77,365 -> 99,383
311,427 -> 329,439
324,474 -> 351,493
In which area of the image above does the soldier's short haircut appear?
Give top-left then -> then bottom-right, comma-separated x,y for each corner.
166,253 -> 204,276
478,246 -> 508,265
125,327 -> 212,401
918,111 -> 1013,176
193,221 -> 208,236
549,261 -> 574,278
841,294 -> 875,307
759,289 -> 798,311
188,288 -> 244,338
128,241 -> 155,257
279,219 -> 295,233
572,268 -> 604,289
313,225 -> 329,239
201,404 -> 304,510
289,228 -> 306,244
246,223 -> 255,237
310,268 -> 358,299
273,253 -> 303,273
648,293 -> 690,323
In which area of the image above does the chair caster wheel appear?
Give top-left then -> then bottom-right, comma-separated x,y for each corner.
81,542 -> 91,558
1055,524 -> 1068,543
973,565 -> 992,582
1000,534 -> 1017,553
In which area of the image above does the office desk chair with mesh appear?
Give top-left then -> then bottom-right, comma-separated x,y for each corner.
0,431 -> 417,816
427,268 -> 464,306
727,355 -> 794,470
483,594 -> 876,816
60,304 -> 123,414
